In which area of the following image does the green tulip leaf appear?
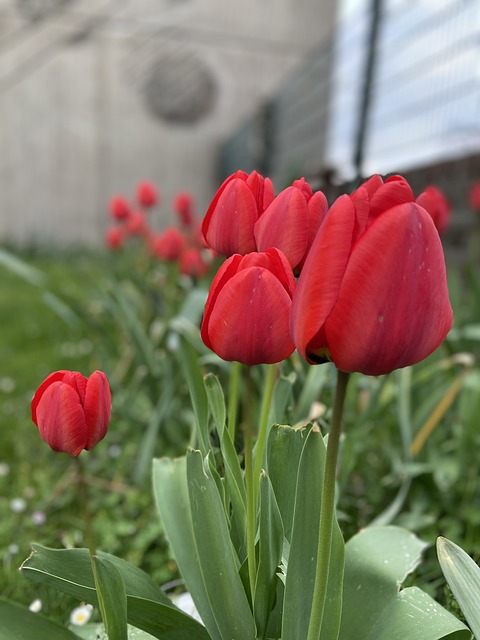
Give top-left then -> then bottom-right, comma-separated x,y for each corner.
266,423 -> 313,541
93,555 -> 128,640
339,526 -> 471,640
220,427 -> 247,560
178,339 -> 210,455
72,622 -> 159,639
437,536 -> 480,638
267,373 -> 295,426
20,545 -> 209,640
153,456 -> 220,638
204,373 -> 226,441
186,449 -> 256,640
254,471 -> 284,638
0,598 -> 79,640
282,426 -> 345,640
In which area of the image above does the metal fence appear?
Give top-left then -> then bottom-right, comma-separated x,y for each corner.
219,0 -> 480,192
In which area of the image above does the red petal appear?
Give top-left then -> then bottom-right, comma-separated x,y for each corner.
291,195 -> 356,361
31,370 -> 69,425
368,176 -> 414,219
206,267 -> 295,365
201,255 -> 243,349
84,371 -> 111,450
35,381 -> 87,456
254,187 -> 309,269
325,202 -> 452,375
203,179 -> 258,255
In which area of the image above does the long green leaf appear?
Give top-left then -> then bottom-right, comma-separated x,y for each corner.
265,424 -> 312,541
221,427 -> 247,561
186,450 -> 256,640
153,456 -> 220,638
204,373 -> 226,441
177,340 -> 210,454
339,526 -> 471,640
20,545 -> 209,640
437,536 -> 480,639
282,427 -> 345,640
93,555 -> 128,640
0,598 -> 79,640
254,471 -> 284,639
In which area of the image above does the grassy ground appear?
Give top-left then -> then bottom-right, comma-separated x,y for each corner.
0,249 -> 174,623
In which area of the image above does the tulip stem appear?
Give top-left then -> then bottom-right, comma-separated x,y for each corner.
76,456 -> 96,558
307,369 -> 350,640
227,361 -> 242,441
242,367 -> 257,603
253,363 -> 278,507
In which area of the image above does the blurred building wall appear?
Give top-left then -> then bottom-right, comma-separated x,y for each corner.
0,0 -> 337,246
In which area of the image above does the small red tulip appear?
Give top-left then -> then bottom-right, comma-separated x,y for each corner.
173,192 -> 195,227
125,211 -> 148,236
291,175 -> 453,376
201,248 -> 296,366
416,186 -> 451,234
202,170 -> 274,256
254,178 -> 328,272
105,226 -> 124,250
151,227 -> 186,261
180,247 -> 210,278
469,180 -> 480,212
109,196 -> 131,221
136,181 -> 158,208
31,370 -> 111,457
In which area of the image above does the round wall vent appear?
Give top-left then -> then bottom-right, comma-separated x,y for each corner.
142,48 -> 216,125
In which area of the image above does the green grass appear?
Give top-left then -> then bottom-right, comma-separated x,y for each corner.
0,249 -> 174,623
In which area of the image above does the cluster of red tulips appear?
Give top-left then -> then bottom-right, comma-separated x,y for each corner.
105,180 -> 212,279
201,170 -> 453,375
34,170 -> 454,456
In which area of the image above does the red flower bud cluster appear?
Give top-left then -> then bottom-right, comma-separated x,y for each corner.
201,171 -> 453,374
104,182 -> 213,279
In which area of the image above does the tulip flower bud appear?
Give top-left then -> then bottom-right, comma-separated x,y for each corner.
291,175 -> 453,376
201,248 -> 296,365
151,227 -> 187,261
254,178 -> 328,273
173,192 -> 195,227
202,170 -> 274,256
109,196 -> 131,221
136,181 -> 158,208
105,226 -> 124,250
180,247 -> 210,278
416,186 -> 450,234
31,370 -> 111,456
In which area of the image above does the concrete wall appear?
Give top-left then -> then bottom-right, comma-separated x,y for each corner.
0,0 -> 336,246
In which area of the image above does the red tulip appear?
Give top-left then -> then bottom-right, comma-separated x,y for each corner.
136,181 -> 158,208
469,180 -> 480,212
254,178 -> 328,272
173,191 -> 195,227
105,226 -> 124,250
416,186 -> 450,234
31,370 -> 111,457
180,247 -> 210,278
109,196 -> 131,221
201,248 -> 296,366
125,211 -> 148,236
151,227 -> 186,261
202,170 -> 274,256
291,175 -> 453,376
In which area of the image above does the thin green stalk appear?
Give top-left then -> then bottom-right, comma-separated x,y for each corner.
242,367 -> 257,601
307,370 -> 350,640
76,457 -> 106,628
253,363 -> 278,507
76,456 -> 96,558
227,361 -> 242,441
